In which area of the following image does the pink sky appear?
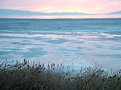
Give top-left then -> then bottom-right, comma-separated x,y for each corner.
0,0 -> 121,13
0,0 -> 121,18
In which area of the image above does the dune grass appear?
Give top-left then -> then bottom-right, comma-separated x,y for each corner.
0,60 -> 121,90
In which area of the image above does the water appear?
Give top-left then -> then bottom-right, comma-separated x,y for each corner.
0,18 -> 121,70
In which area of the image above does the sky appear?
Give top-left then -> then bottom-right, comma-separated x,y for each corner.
0,0 -> 121,18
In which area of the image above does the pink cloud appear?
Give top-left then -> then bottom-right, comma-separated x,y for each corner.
0,0 -> 121,14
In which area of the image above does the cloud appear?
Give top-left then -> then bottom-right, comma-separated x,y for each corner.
0,9 -> 89,17
0,9 -> 121,19
0,0 -> 121,14
108,11 -> 121,14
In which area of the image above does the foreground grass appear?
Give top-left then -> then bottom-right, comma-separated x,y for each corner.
0,60 -> 121,90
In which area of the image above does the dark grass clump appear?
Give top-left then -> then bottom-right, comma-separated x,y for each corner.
0,60 -> 121,90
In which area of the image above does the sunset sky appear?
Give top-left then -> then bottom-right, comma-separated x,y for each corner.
0,0 -> 121,18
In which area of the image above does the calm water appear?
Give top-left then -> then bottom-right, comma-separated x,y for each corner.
0,18 -> 121,70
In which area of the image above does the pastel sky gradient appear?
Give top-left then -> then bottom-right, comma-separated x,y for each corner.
0,0 -> 121,18
1,0 -> 121,13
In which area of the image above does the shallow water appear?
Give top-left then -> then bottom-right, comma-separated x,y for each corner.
0,18 -> 121,70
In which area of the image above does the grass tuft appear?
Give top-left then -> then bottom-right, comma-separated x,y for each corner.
0,60 -> 121,90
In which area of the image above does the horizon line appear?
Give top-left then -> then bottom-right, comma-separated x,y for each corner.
0,9 -> 121,15
1,17 -> 121,20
